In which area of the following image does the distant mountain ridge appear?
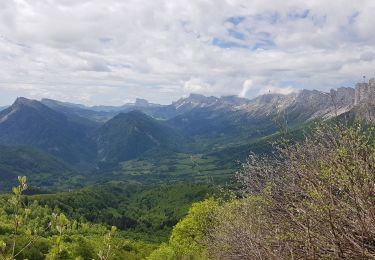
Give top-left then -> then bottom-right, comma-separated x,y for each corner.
32,80 -> 372,123
1,80 -> 373,157
0,97 -> 97,166
0,79 -> 373,191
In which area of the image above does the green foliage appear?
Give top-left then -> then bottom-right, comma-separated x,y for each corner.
32,182 -> 214,242
147,243 -> 176,260
97,226 -> 117,260
0,145 -> 83,192
0,178 -> 161,259
206,123 -> 375,259
147,123 -> 375,259
111,153 -> 234,184
148,198 -> 219,259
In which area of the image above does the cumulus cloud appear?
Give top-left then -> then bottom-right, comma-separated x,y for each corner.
0,0 -> 374,105
258,86 -> 298,95
239,79 -> 255,97
183,78 -> 211,94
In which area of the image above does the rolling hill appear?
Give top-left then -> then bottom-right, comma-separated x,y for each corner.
95,111 -> 185,165
0,145 -> 82,191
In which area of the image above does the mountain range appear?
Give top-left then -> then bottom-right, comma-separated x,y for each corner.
0,80 -> 373,191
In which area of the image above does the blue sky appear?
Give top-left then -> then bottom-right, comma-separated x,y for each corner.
0,0 -> 374,105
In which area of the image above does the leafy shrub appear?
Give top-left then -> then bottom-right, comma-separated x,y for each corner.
206,123 -> 375,259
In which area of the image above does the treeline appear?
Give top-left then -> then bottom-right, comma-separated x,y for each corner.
30,182 -> 213,241
0,181 -> 214,259
0,177 -> 158,259
149,123 -> 375,259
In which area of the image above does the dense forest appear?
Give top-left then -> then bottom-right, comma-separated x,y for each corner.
0,180 -> 215,259
0,122 -> 374,259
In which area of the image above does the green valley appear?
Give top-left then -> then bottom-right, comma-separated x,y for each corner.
0,80 -> 374,259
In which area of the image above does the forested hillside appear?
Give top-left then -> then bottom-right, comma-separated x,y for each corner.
0,180 -> 215,259
148,123 -> 375,259
1,122 -> 373,259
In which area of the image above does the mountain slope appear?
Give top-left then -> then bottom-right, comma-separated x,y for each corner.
39,87 -> 357,126
168,94 -> 278,140
96,111 -> 185,165
0,145 -> 82,191
41,98 -> 114,123
0,98 -> 96,166
31,182 -> 213,240
242,88 -> 355,124
43,98 -> 177,121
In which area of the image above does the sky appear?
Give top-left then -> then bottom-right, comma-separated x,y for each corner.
0,0 -> 375,106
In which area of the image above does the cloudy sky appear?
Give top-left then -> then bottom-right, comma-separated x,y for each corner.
0,0 -> 374,106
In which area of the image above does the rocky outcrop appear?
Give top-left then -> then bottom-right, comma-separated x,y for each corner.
242,88 -> 355,122
355,79 -> 375,105
33,78 -> 375,125
123,79 -> 373,123
135,98 -> 150,107
330,87 -> 355,107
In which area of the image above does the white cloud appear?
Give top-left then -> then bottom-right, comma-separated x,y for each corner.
184,78 -> 211,94
0,0 -> 374,105
258,86 -> 298,95
239,79 -> 255,97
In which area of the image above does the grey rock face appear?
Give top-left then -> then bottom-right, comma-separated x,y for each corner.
355,83 -> 369,105
330,87 -> 355,107
355,78 -> 375,105
135,98 -> 150,106
242,88 -> 355,123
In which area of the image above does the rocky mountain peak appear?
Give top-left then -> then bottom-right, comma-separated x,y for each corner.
172,94 -> 218,111
219,95 -> 249,106
13,97 -> 35,107
252,93 -> 287,104
11,97 -> 52,113
355,78 -> 375,105
329,87 -> 355,107
135,98 -> 149,106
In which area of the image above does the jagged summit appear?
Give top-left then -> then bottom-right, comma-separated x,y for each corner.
14,96 -> 30,104
3,78 -> 375,124
355,78 -> 375,105
174,93 -> 218,104
135,98 -> 149,106
0,97 -> 53,125
188,93 -> 212,100
13,97 -> 42,108
41,98 -> 86,109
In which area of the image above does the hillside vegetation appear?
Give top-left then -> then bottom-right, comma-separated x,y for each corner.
149,123 -> 375,259
0,145 -> 82,192
0,180 -> 214,259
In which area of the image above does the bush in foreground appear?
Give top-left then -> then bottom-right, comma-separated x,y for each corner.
152,123 -> 375,259
208,123 -> 375,259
